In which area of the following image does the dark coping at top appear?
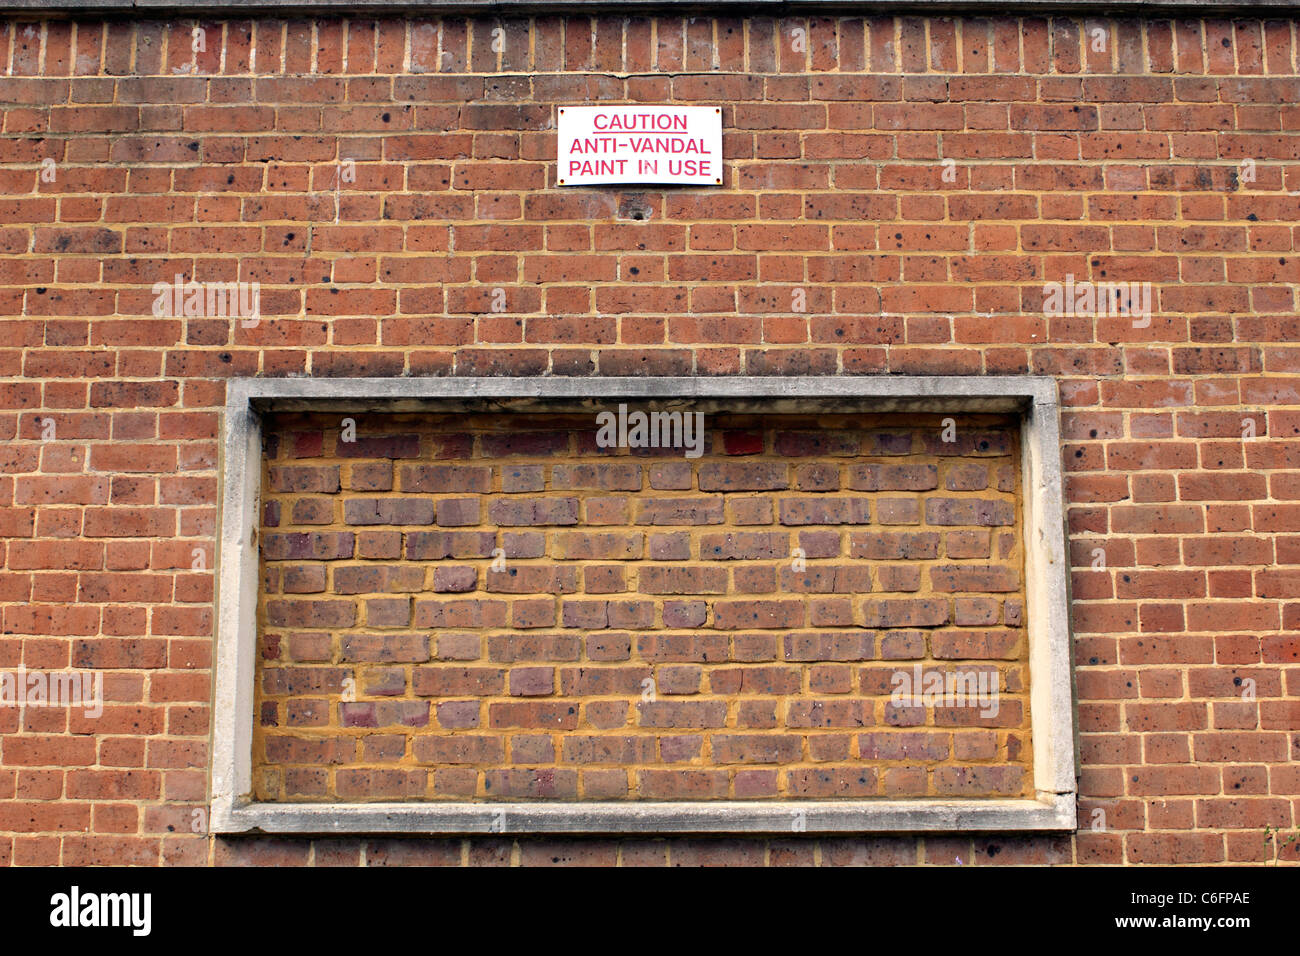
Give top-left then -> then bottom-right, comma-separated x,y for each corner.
2,0 -> 1295,18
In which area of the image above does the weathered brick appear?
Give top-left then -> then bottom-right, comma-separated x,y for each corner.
637,565 -> 728,593
779,497 -> 872,525
413,735 -> 504,764
636,700 -> 729,728
343,497 -> 435,526
400,464 -> 492,493
489,497 -> 580,526
929,565 -> 1020,593
786,767 -> 877,797
342,633 -> 429,663
850,531 -> 939,560
637,633 -> 730,662
924,497 -> 1017,527
862,599 -> 949,628
700,531 -> 789,559
552,462 -> 642,490
635,497 -> 725,525
334,564 -> 425,594
712,600 -> 805,629
698,462 -> 790,491
847,463 -> 938,491
554,531 -> 643,560
405,531 -> 496,559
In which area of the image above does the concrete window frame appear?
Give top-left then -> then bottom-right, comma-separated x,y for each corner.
212,375 -> 1077,835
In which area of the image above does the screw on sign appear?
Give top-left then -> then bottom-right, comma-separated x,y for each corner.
556,105 -> 723,187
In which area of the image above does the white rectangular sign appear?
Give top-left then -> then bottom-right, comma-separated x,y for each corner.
556,105 -> 722,187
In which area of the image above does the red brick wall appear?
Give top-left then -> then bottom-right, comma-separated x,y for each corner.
1,13 -> 1298,865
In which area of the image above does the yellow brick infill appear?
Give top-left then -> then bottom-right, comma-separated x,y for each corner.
253,410 -> 1031,802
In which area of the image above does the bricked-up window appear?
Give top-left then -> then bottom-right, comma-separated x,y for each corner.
213,378 -> 1076,834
